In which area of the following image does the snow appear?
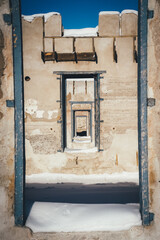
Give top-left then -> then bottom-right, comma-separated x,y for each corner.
64,147 -> 98,153
73,139 -> 91,143
22,9 -> 138,26
22,12 -> 60,23
99,11 -> 120,15
99,10 -> 138,16
22,9 -> 138,37
63,27 -> 98,37
25,202 -> 141,232
26,172 -> 139,186
121,10 -> 138,15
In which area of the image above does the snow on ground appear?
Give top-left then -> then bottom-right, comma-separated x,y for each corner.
22,12 -> 60,22
63,27 -> 98,37
26,172 -> 139,186
25,202 -> 141,232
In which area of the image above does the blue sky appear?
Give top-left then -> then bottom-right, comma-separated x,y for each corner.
21,0 -> 138,29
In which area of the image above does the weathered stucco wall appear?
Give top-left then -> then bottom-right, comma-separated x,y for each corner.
1,0 -> 160,239
0,0 -> 30,239
22,11 -> 138,175
148,0 -> 160,229
0,0 -> 15,232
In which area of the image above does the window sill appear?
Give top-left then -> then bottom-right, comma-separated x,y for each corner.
64,147 -> 98,153
73,136 -> 91,143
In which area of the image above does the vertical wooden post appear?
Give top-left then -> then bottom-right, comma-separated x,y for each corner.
11,0 -> 25,226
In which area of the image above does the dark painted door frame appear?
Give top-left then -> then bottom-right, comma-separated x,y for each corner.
138,0 -> 154,225
10,0 -> 25,225
57,72 -> 104,152
10,0 -> 153,226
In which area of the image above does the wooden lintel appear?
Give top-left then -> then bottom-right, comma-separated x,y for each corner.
53,71 -> 106,75
56,52 -> 75,62
76,52 -> 96,61
41,52 -> 56,62
41,51 -> 99,63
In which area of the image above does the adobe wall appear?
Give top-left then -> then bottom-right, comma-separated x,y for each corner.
22,10 -> 138,175
148,0 -> 160,226
0,0 -> 15,232
0,0 -> 30,239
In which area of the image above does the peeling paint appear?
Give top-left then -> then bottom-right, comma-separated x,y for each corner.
13,34 -> 17,44
36,110 -> 44,118
25,99 -> 45,118
25,139 -> 67,174
148,87 -> 154,98
31,129 -> 42,135
25,99 -> 38,115
48,110 -> 58,119
26,134 -> 59,154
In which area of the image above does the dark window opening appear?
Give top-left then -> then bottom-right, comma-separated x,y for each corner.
75,115 -> 87,137
77,131 -> 87,136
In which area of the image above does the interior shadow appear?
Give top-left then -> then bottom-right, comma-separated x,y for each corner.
25,182 -> 139,221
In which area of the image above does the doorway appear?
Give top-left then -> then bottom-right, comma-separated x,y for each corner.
11,0 -> 152,227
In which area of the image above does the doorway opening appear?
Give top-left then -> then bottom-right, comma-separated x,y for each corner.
60,74 -> 101,151
11,0 -> 153,228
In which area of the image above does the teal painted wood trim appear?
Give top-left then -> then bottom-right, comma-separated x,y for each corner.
10,0 -> 25,226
